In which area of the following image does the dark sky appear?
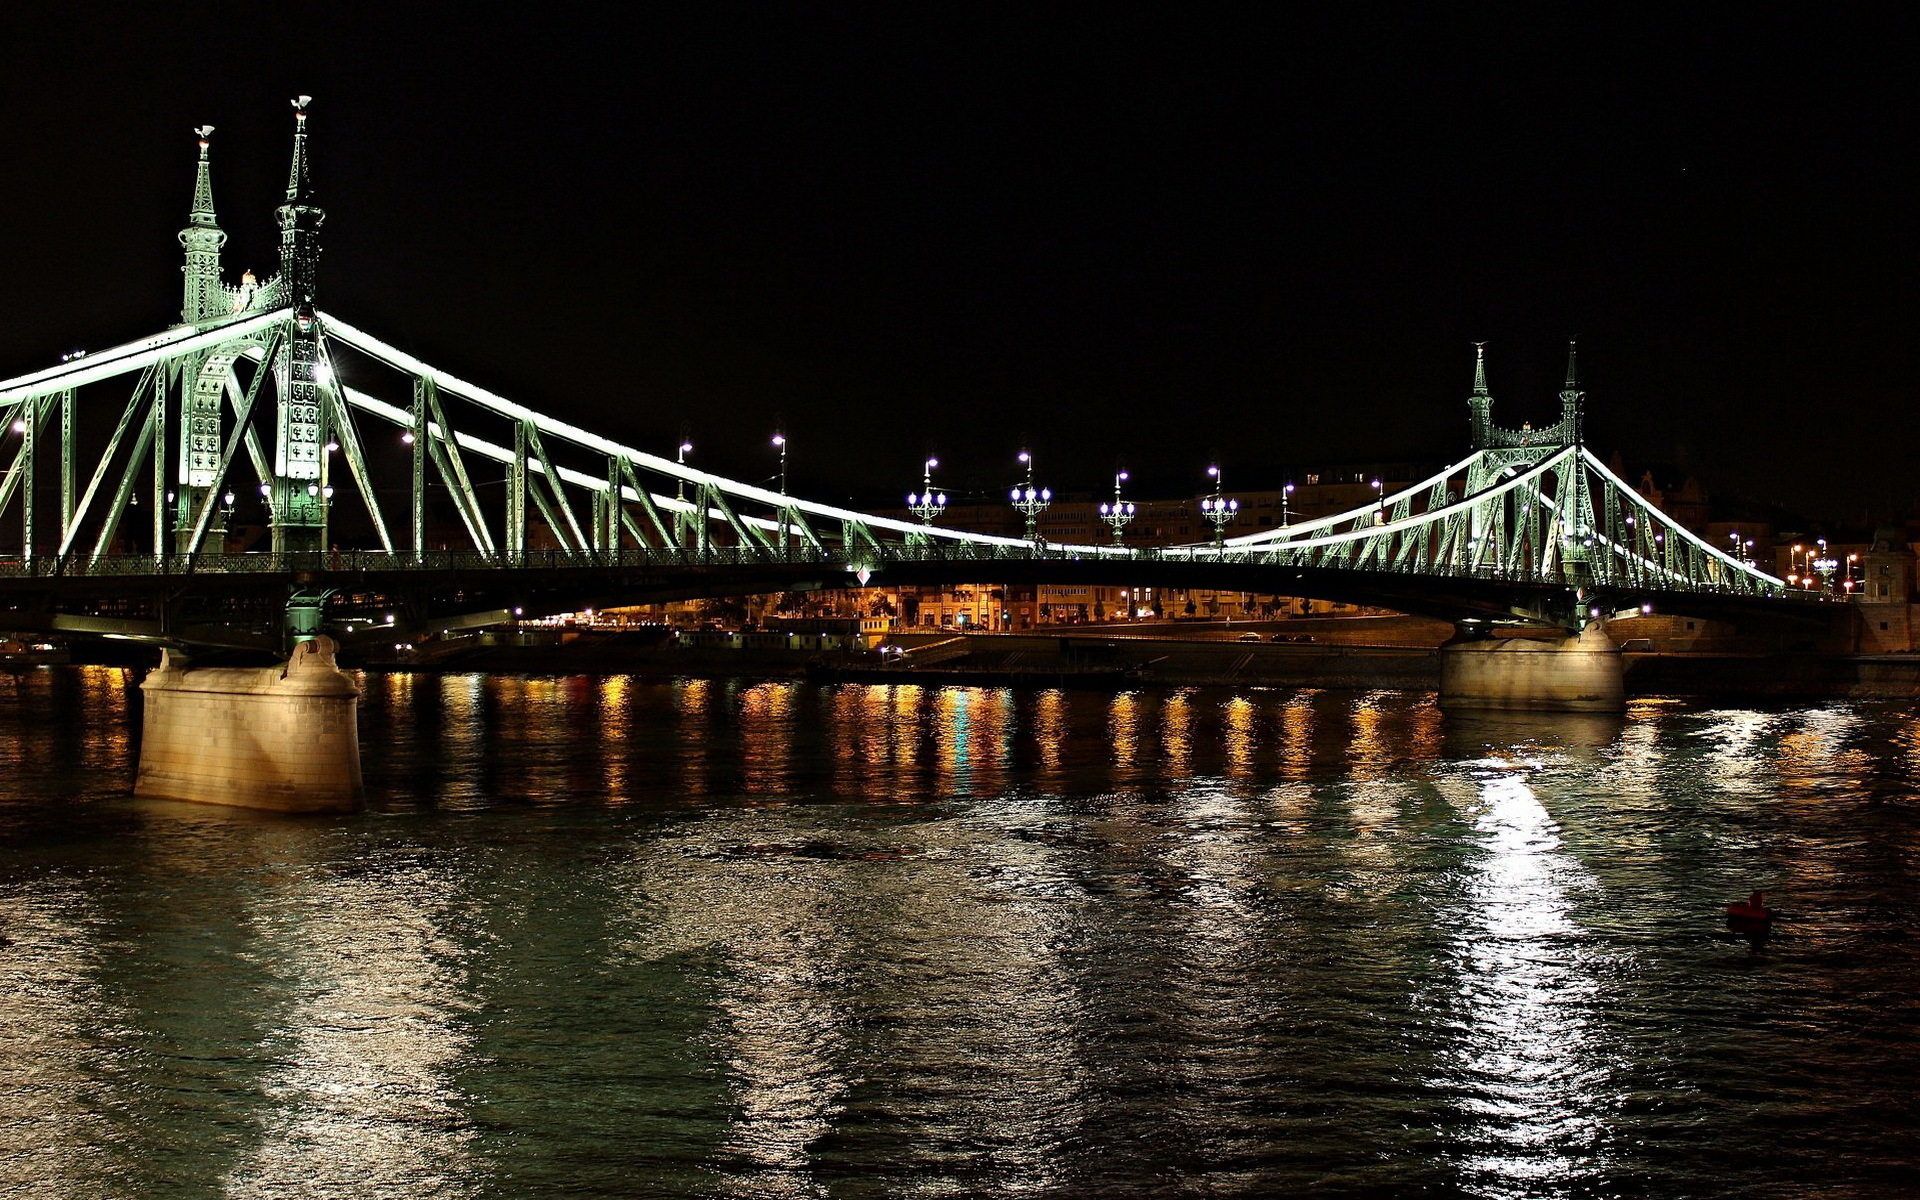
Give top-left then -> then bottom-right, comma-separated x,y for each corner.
1,8 -> 1912,517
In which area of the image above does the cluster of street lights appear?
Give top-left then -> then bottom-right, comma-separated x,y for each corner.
906,456 -> 947,524
899,451 -> 1266,549
1010,450 -> 1052,545
1099,468 -> 1135,546
1199,464 -> 1238,547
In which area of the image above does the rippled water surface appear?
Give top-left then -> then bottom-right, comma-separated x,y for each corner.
3,667 -> 1919,1198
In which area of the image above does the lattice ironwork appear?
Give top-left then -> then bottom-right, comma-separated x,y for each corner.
0,103 -> 1794,641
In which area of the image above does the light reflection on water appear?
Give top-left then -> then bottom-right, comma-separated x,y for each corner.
2,669 -> 1918,1197
223,854 -> 481,1198
1437,767 -> 1615,1198
0,879 -> 118,1198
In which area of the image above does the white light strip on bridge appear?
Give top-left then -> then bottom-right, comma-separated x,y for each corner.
1220,452 -> 1487,547
1578,446 -> 1782,587
0,310 -> 292,403
322,312 -> 1124,556
1487,464 -> 1705,591
342,386 -> 784,531
1167,449 -> 1573,557
1189,445 -> 1779,594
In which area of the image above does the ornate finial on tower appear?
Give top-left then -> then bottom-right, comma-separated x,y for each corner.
178,125 -> 228,324
276,95 -> 326,311
1467,341 -> 1494,448
1560,339 -> 1584,444
189,126 -> 217,223
285,96 -> 314,201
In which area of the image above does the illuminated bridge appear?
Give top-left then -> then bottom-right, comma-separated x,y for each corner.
1,102 -> 1803,659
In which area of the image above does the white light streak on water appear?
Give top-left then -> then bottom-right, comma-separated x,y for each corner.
1439,769 -> 1618,1198
220,862 -> 479,1200
0,883 -> 117,1199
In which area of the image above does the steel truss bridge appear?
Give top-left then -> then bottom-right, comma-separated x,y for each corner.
1,102 -> 1800,654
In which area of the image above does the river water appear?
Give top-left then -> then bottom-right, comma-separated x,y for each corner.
2,666 -> 1917,1198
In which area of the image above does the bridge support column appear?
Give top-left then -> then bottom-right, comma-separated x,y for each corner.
1438,625 -> 1624,713
136,635 -> 363,812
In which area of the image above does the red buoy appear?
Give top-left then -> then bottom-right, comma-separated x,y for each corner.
1727,889 -> 1772,930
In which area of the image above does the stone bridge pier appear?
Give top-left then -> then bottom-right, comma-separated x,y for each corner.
136,635 -> 363,812
1438,624 -> 1626,713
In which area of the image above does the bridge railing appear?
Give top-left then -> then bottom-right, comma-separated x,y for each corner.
0,542 -> 1834,601
0,546 -> 846,577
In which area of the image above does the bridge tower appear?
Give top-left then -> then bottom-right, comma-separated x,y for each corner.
1559,339 -> 1584,444
174,127 -> 234,552
177,126 -> 227,326
270,97 -> 330,555
1467,342 -> 1493,449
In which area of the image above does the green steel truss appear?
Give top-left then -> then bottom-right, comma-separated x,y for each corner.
0,105 -> 1786,627
1209,443 -> 1780,600
0,310 -> 1787,611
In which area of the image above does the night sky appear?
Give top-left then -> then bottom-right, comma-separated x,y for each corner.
2,9 -> 1911,517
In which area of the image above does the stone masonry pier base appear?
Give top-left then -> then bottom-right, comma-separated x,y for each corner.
1438,625 -> 1626,713
136,635 -> 363,812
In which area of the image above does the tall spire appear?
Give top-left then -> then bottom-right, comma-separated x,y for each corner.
275,95 -> 326,311
177,125 -> 227,324
1560,339 -> 1584,443
1467,341 -> 1493,448
188,126 -> 218,228
284,96 -> 313,202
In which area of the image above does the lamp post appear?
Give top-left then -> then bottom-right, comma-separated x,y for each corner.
1371,476 -> 1384,524
1199,464 -> 1238,549
771,430 -> 788,557
1813,538 -> 1836,590
1010,450 -> 1051,548
1099,467 -> 1135,547
907,456 -> 947,524
1281,481 -> 1296,528
306,482 -> 334,544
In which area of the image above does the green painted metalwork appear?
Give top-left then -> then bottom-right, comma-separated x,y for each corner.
284,585 -> 333,647
409,378 -> 426,562
0,105 -> 1798,642
17,392 -> 32,562
178,126 -> 226,325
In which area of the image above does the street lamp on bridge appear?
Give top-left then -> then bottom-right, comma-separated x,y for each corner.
1814,537 -> 1837,590
1099,467 -> 1135,546
907,456 -> 947,524
676,437 -> 692,506
1010,450 -> 1051,547
771,429 -> 789,556
1727,530 -> 1756,567
1199,464 -> 1238,549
